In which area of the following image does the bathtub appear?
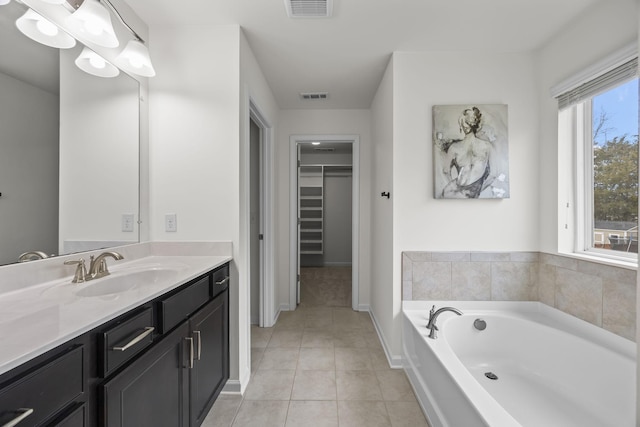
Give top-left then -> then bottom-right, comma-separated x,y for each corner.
402,301 -> 636,427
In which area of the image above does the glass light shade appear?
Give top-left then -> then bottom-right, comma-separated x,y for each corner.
40,0 -> 66,3
115,39 -> 155,77
16,9 -> 76,49
65,0 -> 119,48
75,46 -> 119,78
0,0 -> 11,6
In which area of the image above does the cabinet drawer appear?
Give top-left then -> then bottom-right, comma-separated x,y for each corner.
0,345 -> 84,427
100,307 -> 154,378
211,264 -> 230,298
48,403 -> 85,427
158,275 -> 211,333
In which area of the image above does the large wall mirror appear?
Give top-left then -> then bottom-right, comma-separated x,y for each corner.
0,0 -> 139,266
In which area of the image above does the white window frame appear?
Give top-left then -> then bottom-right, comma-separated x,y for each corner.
552,43 -> 638,265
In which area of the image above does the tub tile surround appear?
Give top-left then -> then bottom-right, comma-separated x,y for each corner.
402,251 -> 636,340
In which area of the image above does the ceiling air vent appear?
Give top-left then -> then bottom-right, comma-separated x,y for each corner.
300,92 -> 329,100
285,0 -> 333,18
314,147 -> 335,152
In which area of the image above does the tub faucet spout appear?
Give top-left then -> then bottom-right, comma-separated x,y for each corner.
426,305 -> 463,339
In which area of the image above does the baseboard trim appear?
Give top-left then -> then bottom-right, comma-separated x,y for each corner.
221,380 -> 242,395
368,308 -> 403,369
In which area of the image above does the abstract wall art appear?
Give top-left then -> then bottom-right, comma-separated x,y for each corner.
433,104 -> 509,199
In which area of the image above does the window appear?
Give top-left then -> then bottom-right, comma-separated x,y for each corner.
558,58 -> 638,261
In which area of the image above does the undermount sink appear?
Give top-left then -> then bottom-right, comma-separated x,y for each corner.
74,268 -> 180,297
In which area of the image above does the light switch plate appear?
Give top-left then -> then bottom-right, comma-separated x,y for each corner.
122,214 -> 134,232
165,213 -> 177,232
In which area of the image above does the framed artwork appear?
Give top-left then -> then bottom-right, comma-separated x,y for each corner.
433,104 -> 509,199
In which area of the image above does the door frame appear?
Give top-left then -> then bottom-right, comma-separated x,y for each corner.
289,134 -> 360,311
249,99 -> 275,327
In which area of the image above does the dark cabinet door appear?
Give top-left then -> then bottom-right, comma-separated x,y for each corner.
189,290 -> 229,427
102,322 -> 190,427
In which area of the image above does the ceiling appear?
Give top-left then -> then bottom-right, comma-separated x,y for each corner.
125,0 -> 602,110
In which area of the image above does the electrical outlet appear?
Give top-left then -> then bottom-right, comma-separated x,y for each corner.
165,213 -> 177,232
122,214 -> 134,232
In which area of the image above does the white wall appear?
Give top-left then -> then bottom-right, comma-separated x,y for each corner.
149,23 -> 244,385
369,58 -> 395,363
0,72 -> 58,264
535,0 -> 638,254
276,109 -> 372,309
240,30 -> 280,387
377,51 -> 539,360
59,46 -> 139,253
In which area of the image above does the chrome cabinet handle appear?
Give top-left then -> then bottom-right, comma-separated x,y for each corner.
112,327 -> 154,352
194,331 -> 202,361
2,408 -> 34,427
215,276 -> 229,286
186,337 -> 194,369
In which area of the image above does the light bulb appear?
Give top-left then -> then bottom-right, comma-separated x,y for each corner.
36,19 -> 59,37
89,55 -> 106,69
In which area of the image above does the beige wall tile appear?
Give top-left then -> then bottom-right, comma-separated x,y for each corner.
451,262 -> 491,300
603,280 -> 636,340
539,253 -> 578,270
555,268 -> 603,326
470,252 -> 510,262
404,252 -> 432,262
509,252 -> 539,262
491,262 -> 537,300
412,261 -> 451,300
432,252 -> 470,262
537,263 -> 556,307
402,253 -> 413,282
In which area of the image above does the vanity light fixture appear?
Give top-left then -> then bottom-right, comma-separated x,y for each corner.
75,46 -> 119,77
115,39 -> 155,77
40,0 -> 67,4
16,8 -> 76,49
65,0 -> 119,48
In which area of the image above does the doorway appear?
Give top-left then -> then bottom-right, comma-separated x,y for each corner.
289,135 -> 360,311
248,100 -> 275,328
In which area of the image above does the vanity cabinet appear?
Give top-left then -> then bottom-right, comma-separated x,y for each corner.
0,341 -> 87,427
0,261 -> 230,427
101,264 -> 229,427
101,322 -> 190,427
189,291 -> 229,426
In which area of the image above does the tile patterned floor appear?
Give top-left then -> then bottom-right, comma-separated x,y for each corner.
201,268 -> 429,427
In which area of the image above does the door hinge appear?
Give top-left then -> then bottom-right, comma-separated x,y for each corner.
297,274 -> 300,282
259,234 -> 264,240
297,160 -> 301,167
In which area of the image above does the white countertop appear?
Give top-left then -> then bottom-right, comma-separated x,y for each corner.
0,243 -> 232,376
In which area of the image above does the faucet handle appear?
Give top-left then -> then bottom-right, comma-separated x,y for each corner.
64,258 -> 88,283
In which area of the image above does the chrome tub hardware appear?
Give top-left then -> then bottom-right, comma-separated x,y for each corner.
426,305 -> 463,339
474,319 -> 487,331
88,251 -> 124,279
64,258 -> 88,283
18,251 -> 49,262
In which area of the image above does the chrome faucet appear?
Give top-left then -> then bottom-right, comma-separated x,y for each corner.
18,251 -> 49,262
426,305 -> 463,339
88,251 -> 124,279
